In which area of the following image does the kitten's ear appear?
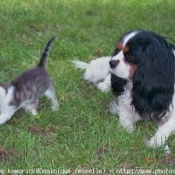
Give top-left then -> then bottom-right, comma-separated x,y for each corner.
0,86 -> 6,99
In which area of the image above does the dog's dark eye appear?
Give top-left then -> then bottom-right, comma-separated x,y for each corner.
124,45 -> 142,64
125,55 -> 139,64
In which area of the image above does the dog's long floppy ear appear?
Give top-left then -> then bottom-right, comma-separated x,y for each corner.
132,36 -> 175,120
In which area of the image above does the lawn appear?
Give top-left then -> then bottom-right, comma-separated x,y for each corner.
0,0 -> 175,174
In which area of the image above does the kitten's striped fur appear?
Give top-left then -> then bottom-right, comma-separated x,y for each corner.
0,37 -> 58,124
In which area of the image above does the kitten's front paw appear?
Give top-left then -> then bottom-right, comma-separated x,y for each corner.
27,108 -> 38,116
52,104 -> 59,111
31,110 -> 38,116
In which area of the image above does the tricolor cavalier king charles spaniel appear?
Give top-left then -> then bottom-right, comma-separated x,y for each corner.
73,30 -> 175,150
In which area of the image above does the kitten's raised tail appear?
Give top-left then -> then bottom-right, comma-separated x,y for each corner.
37,36 -> 55,67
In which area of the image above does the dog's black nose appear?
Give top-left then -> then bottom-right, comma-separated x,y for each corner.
109,60 -> 119,68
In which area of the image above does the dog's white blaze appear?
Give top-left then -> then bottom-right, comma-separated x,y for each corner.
123,31 -> 139,47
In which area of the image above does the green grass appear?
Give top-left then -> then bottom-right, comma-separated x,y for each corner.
0,0 -> 175,174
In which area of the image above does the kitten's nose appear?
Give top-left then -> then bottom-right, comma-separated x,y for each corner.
109,60 -> 120,68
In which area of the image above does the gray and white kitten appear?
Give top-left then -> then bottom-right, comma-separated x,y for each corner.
0,37 -> 58,125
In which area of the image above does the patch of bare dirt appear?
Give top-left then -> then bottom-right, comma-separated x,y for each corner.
0,148 -> 14,162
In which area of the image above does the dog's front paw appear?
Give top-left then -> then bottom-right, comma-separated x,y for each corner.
146,134 -> 166,149
126,125 -> 135,134
109,101 -> 119,114
120,117 -> 136,134
96,82 -> 110,92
